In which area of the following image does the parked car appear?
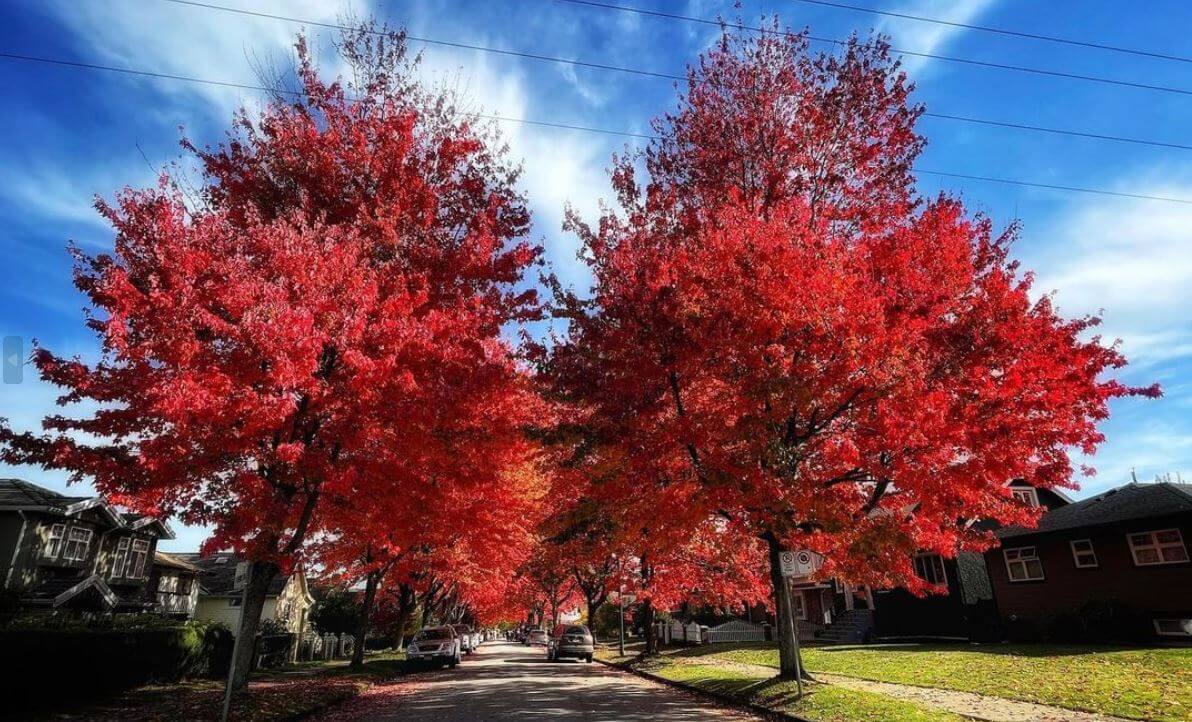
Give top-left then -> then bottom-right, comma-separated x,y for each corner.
406,626 -> 461,668
526,628 -> 549,647
547,623 -> 594,662
451,624 -> 475,654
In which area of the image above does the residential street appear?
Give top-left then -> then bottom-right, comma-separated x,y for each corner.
317,641 -> 761,721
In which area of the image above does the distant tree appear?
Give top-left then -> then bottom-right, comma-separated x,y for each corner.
311,587 -> 361,636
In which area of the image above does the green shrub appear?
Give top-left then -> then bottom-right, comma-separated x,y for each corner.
0,620 -> 233,701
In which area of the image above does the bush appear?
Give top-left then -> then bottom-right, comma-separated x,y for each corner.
1041,599 -> 1150,644
0,620 -> 233,701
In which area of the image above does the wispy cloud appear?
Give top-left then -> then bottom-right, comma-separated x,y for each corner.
878,0 -> 999,75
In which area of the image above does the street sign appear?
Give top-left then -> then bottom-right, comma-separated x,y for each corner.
779,550 -> 820,577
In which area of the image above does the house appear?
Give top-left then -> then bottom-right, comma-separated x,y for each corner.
179,552 -> 314,637
150,551 -> 200,619
869,480 -> 1073,641
987,481 -> 1192,641
0,478 -> 175,613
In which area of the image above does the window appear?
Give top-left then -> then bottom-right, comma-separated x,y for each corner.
913,554 -> 948,585
157,574 -> 178,594
1003,546 -> 1045,582
128,539 -> 149,579
1128,529 -> 1189,566
61,527 -> 93,562
1010,487 -> 1040,507
110,537 -> 130,578
43,523 -> 66,559
1070,539 -> 1098,568
1153,619 -> 1192,637
792,591 -> 807,620
178,576 -> 193,595
229,597 -> 243,607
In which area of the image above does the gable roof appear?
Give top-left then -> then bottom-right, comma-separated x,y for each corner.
174,553 -> 292,597
0,478 -> 174,539
0,478 -> 91,509
999,482 -> 1192,539
154,550 -> 200,573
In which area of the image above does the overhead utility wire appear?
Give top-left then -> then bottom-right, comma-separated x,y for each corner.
788,0 -> 1192,65
553,0 -> 1192,96
1,51 -> 1190,205
150,0 -> 1192,151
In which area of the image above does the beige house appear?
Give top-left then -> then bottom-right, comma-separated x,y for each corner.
178,552 -> 314,636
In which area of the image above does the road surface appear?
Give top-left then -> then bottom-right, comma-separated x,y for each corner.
318,640 -> 762,721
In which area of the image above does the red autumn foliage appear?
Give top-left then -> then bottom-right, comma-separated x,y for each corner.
549,24 -> 1157,673
0,24 -> 541,684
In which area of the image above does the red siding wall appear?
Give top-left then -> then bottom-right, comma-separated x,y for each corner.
986,512 -> 1192,628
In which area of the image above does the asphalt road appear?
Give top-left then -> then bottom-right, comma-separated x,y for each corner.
321,640 -> 762,721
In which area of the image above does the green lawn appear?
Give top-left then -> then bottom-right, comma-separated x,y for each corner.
598,643 -> 965,722
630,655 -> 967,722
681,642 -> 1191,722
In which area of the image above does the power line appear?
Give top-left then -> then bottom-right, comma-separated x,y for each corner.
789,0 -> 1192,65
554,0 -> 1192,97
1,50 -> 1189,206
148,0 -> 1192,150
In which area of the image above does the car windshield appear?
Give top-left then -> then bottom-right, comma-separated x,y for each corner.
452,625 -> 470,632
530,630 -> 546,637
564,626 -> 588,635
414,628 -> 451,641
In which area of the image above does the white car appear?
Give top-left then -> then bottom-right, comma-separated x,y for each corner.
406,626 -> 461,668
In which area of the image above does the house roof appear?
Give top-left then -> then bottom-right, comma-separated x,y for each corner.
174,553 -> 291,597
154,550 -> 200,573
0,478 -> 174,539
998,482 -> 1192,539
0,478 -> 91,508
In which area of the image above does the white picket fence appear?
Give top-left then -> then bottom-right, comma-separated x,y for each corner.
652,619 -> 769,645
702,619 -> 766,644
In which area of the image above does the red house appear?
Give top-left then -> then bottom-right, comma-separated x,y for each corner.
987,481 -> 1192,641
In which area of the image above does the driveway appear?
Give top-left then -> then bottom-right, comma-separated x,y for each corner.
317,641 -> 762,721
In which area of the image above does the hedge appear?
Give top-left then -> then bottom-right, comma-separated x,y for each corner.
0,620 -> 233,701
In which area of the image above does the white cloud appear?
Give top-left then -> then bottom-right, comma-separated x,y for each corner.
45,0 -> 366,121
1024,179 -> 1192,368
878,0 -> 999,75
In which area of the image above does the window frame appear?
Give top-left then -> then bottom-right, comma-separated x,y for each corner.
1127,529 -> 1189,567
61,527 -> 93,562
110,537 -> 130,578
792,590 -> 808,620
43,523 -> 66,559
913,553 -> 948,585
1070,539 -> 1099,569
1010,487 -> 1040,507
1153,619 -> 1192,637
128,539 -> 150,579
1003,546 -> 1045,582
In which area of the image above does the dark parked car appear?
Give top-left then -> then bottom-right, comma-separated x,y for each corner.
547,624 -> 594,662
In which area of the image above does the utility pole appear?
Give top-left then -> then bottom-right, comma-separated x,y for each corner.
618,584 -> 626,657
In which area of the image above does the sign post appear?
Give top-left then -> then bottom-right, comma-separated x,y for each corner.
778,551 -> 808,698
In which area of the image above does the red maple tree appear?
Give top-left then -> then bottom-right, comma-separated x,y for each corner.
551,24 -> 1157,676
0,24 -> 541,687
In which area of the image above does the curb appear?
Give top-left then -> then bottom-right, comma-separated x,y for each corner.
593,655 -> 812,722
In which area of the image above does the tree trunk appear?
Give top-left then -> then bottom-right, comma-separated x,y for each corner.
765,533 -> 808,681
350,570 -> 379,669
230,560 -> 280,690
642,599 -> 658,655
393,584 -> 415,649
586,597 -> 599,628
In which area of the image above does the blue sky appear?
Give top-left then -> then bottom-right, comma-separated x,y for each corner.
1,0 -> 1190,552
